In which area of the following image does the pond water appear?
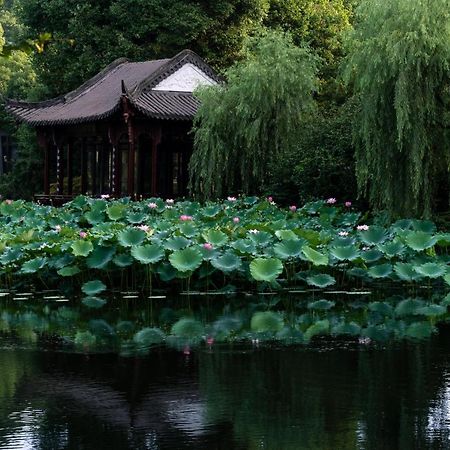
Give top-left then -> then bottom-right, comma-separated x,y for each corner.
1,292 -> 450,449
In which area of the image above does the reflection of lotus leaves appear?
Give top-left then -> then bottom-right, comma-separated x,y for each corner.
331,321 -> 361,336
82,296 -> 107,309
369,302 -> 393,316
404,322 -> 435,340
250,311 -> 284,333
304,319 -> 330,341
171,318 -> 204,338
395,298 -> 425,317
416,305 -> 447,317
133,327 -> 165,347
307,299 -> 335,310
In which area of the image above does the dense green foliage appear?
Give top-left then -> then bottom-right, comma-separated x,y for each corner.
189,31 -> 319,199
343,0 -> 450,218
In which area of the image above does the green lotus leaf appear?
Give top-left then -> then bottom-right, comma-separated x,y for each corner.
133,327 -> 165,347
412,220 -> 436,233
444,273 -> 450,286
377,240 -> 405,258
404,322 -> 435,340
179,222 -> 198,238
202,230 -> 228,247
212,317 -> 243,340
361,248 -> 383,263
367,263 -> 392,279
304,319 -> 330,341
171,318 -> 204,338
127,211 -> 147,224
202,205 -> 221,218
274,239 -> 304,259
157,262 -> 178,281
71,240 -> 93,257
118,228 -> 146,247
330,245 -> 360,261
82,279 -> 107,296
74,330 -> 96,348
86,246 -> 115,269
113,254 -> 134,267
250,311 -> 284,333
302,246 -> 328,266
414,262 -> 446,279
19,257 -> 46,274
394,262 -> 422,281
89,319 -> 115,337
57,265 -> 81,277
84,210 -> 105,225
232,239 -> 256,254
395,298 -> 425,317
331,321 -> 361,336
169,247 -> 203,272
307,299 -> 335,310
275,230 -> 297,240
249,231 -> 272,246
441,293 -> 450,306
392,219 -> 414,231
306,274 -> 336,288
0,248 -> 23,264
249,257 -> 283,282
415,305 -> 447,317
359,226 -> 388,245
211,252 -> 242,273
131,244 -> 165,265
82,296 -> 107,309
361,325 -> 390,341
404,231 -> 437,251
164,236 -> 191,251
275,327 -> 304,343
106,204 -> 126,221
368,302 -> 393,316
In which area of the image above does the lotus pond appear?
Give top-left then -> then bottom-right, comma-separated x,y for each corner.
2,291 -> 450,449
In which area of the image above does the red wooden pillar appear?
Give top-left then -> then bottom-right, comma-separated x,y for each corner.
151,125 -> 162,196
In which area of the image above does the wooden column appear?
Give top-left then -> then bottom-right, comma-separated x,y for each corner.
53,130 -> 65,195
108,124 -> 121,197
37,130 -> 50,195
91,141 -> 97,196
122,96 -> 135,197
67,139 -> 73,196
151,124 -> 162,196
81,137 -> 87,195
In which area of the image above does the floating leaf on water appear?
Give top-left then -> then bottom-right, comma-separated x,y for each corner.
211,252 -> 242,273
131,244 -> 165,264
395,298 -> 425,317
171,318 -> 204,338
367,263 -> 393,279
249,257 -> 283,282
86,246 -> 115,269
82,296 -> 107,309
306,274 -> 336,288
250,311 -> 284,333
118,228 -> 146,247
302,246 -> 328,266
169,247 -> 203,272
82,280 -> 107,296
273,239 -> 304,259
307,299 -> 335,310
404,231 -> 437,251
71,240 -> 93,257
414,263 -> 446,279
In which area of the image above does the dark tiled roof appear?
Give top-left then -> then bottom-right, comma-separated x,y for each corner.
5,50 -> 219,126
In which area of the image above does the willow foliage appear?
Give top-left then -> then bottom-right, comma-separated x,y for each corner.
343,0 -> 450,217
189,30 -> 319,199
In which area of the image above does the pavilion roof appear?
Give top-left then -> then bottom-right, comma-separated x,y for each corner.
5,50 -> 219,126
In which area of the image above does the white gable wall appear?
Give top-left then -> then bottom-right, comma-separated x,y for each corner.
153,63 -> 216,92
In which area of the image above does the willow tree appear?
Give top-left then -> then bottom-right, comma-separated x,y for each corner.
343,0 -> 450,217
189,30 -> 319,199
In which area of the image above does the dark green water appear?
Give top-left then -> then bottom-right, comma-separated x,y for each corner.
1,293 -> 450,449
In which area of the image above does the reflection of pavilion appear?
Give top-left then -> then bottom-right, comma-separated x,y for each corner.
6,50 -> 220,203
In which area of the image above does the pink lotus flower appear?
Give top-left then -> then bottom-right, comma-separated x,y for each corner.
203,243 -> 213,251
345,201 -> 352,207
180,215 -> 193,221
206,336 -> 214,346
289,205 -> 297,212
148,202 -> 157,209
267,196 -> 273,202
166,199 -> 174,204
79,231 -> 87,239
339,231 -> 349,237
233,217 -> 240,224
327,198 -> 337,204
5,199 -> 12,205
357,225 -> 369,231
227,196 -> 237,201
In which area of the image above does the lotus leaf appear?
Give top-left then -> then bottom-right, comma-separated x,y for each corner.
157,262 -> 178,281
250,311 -> 284,333
169,247 -> 203,272
71,240 -> 93,257
113,254 -> 134,267
274,239 -> 304,259
0,248 -> 23,264
117,227 -> 146,247
412,220 -> 436,233
74,330 -> 96,348
306,274 -> 336,288
368,302 -> 393,316
106,204 -> 126,221
331,322 -> 361,336
367,263 -> 392,279
249,258 -> 283,282
416,305 -> 447,317
414,263 -> 446,278
82,279 -> 107,296
307,299 -> 335,310
404,231 -> 437,251
133,327 -> 165,347
275,230 -> 297,240
302,246 -> 328,266
21,257 -> 47,274
361,325 -> 390,341
211,252 -> 242,273
57,265 -> 81,277
127,212 -> 147,224
359,226 -> 388,245
304,319 -> 330,341
249,231 -> 272,246
202,230 -> 228,247
377,240 -> 405,258
171,318 -> 204,338
232,239 -> 256,254
275,327 -> 304,343
404,322 -> 435,340
330,245 -> 360,261
84,210 -> 105,225
361,248 -> 383,263
82,296 -> 107,309
164,236 -> 191,251
179,223 -> 198,238
395,298 -> 425,317
86,246 -> 115,269
394,262 -> 422,281
131,244 -> 165,264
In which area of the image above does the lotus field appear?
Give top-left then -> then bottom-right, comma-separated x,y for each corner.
0,195 -> 449,295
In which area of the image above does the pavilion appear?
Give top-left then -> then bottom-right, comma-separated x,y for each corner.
5,50 -> 220,202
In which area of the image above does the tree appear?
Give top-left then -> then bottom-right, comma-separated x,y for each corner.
343,0 -> 450,217
189,30 -> 319,199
